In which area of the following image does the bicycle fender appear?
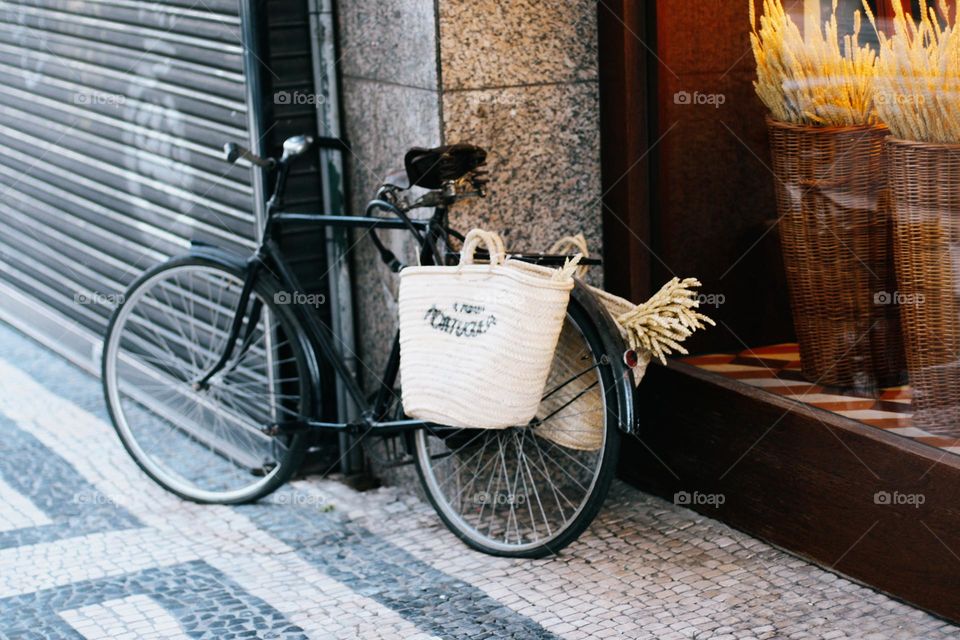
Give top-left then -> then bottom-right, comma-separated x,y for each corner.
571,281 -> 637,435
187,243 -> 248,272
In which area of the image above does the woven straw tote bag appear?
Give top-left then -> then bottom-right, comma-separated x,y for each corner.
398,229 -> 580,429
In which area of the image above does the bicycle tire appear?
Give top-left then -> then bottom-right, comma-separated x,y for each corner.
413,296 -> 622,558
102,254 -> 315,504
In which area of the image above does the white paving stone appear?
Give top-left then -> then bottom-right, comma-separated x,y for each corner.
0,475 -> 51,532
207,552 -> 439,640
59,594 -> 191,640
0,357 -> 444,640
0,528 -> 197,598
0,345 -> 958,640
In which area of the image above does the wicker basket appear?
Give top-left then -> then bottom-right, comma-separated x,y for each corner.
767,117 -> 905,388
887,138 -> 960,436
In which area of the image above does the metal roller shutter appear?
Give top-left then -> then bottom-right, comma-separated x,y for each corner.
0,0 -> 334,378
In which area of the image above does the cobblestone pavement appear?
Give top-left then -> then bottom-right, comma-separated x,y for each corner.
0,321 -> 958,640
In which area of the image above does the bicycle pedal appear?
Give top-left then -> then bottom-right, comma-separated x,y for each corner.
250,462 -> 277,477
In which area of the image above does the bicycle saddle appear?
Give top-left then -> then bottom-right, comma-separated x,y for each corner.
404,143 -> 487,189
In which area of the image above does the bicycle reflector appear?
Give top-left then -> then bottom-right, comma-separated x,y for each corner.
623,350 -> 639,368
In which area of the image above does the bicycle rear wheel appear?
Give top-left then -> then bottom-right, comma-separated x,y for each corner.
102,255 -> 314,504
414,298 -> 621,557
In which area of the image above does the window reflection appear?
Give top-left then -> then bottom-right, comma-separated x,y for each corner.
672,0 -> 960,452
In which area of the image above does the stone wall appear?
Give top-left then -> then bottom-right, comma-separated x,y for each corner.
437,0 -> 602,257
337,0 -> 602,394
337,0 -> 443,390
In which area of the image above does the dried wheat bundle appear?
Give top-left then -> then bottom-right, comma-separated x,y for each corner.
751,0 -> 879,126
864,0 -> 960,143
591,279 -> 715,365
546,235 -> 713,366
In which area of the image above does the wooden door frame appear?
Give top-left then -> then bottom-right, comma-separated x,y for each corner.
597,0 -> 654,302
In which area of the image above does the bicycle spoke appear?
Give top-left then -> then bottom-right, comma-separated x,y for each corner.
538,381 -> 599,424
519,430 -> 553,537
417,314 -> 611,554
106,264 -> 307,502
540,363 -> 599,401
515,429 -> 542,540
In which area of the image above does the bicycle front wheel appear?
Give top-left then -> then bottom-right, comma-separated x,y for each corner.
102,255 -> 314,504
414,298 -> 622,557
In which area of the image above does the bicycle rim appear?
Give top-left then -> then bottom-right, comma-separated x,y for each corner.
103,261 -> 309,503
414,307 -> 618,556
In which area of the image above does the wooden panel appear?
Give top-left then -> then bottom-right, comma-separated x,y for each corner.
621,362 -> 960,623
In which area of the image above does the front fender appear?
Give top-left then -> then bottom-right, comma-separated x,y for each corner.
571,281 -> 637,435
188,242 -> 249,273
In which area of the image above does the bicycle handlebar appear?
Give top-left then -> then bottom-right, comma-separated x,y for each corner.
223,142 -> 276,170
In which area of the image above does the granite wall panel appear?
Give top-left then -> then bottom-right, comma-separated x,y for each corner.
338,0 -> 440,89
437,0 -> 603,279
437,0 -> 599,89
340,78 -> 441,388
442,82 -> 602,266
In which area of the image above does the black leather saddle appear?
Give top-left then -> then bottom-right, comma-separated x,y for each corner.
403,144 -> 487,189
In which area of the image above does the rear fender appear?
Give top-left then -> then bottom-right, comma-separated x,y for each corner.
571,281 -> 637,434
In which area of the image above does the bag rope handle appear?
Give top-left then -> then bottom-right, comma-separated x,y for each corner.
460,229 -> 507,266
460,229 -> 583,282
548,234 -> 591,279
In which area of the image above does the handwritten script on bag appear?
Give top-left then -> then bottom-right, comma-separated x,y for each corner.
424,302 -> 497,338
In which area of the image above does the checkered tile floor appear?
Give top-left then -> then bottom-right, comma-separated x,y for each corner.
684,344 -> 960,455
2,323 -> 959,639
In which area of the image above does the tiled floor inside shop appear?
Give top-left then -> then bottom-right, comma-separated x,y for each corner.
684,344 -> 960,455
1,323 -> 959,639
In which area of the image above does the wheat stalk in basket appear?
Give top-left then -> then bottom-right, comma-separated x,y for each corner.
863,0 -> 960,144
750,0 -> 879,126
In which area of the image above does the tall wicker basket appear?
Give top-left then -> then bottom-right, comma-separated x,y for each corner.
887,138 -> 960,436
767,118 -> 905,388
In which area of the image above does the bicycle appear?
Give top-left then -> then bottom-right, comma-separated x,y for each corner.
101,135 -> 638,558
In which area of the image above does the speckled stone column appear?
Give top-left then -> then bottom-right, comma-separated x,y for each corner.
337,0 -> 603,397
437,0 -> 603,267
337,0 -> 444,393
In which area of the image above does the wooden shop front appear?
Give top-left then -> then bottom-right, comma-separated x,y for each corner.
598,0 -> 960,623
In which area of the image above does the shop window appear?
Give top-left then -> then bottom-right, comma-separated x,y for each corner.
653,0 -> 960,455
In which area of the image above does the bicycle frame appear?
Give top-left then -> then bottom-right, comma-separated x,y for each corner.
195,153 -> 603,440
194,223 -> 436,440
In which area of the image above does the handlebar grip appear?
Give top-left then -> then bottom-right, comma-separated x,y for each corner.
223,142 -> 243,163
222,142 -> 276,169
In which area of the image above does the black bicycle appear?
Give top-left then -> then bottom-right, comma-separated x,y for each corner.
101,135 -> 638,557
